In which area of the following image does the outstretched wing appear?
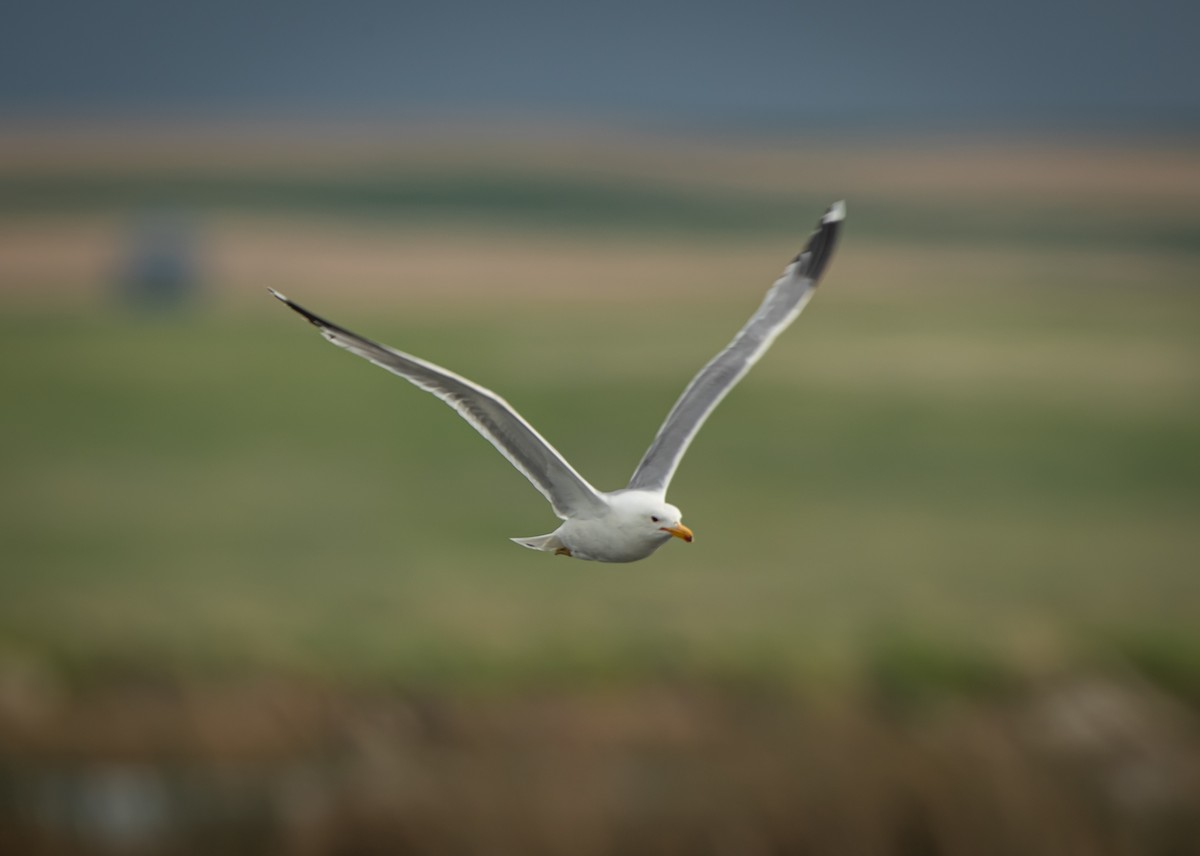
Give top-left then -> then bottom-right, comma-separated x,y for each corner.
627,201 -> 845,494
271,290 -> 608,520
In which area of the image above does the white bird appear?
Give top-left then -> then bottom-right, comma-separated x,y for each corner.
271,201 -> 844,563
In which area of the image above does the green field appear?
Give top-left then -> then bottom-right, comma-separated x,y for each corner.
3,210 -> 1197,694
3,134 -> 1200,852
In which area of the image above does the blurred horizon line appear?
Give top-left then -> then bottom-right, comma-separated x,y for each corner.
2,111 -> 1199,153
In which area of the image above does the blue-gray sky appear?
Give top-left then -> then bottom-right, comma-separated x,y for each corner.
3,0 -> 1197,130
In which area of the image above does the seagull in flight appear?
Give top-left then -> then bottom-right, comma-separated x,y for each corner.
271,201 -> 844,562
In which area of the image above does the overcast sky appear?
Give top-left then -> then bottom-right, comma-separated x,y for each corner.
3,0 -> 1197,131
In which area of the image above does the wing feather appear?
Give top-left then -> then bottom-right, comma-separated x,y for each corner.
627,201 -> 845,494
271,290 -> 607,520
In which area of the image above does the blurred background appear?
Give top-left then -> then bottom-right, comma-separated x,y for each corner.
2,1 -> 1199,853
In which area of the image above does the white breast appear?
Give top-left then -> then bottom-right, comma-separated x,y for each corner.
555,516 -> 671,563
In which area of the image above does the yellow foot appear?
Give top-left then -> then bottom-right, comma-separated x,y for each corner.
555,547 -> 573,557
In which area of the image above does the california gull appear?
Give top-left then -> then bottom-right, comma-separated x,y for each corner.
271,201 -> 844,562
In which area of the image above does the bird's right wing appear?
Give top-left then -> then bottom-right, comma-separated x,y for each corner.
627,201 -> 844,494
271,290 -> 608,520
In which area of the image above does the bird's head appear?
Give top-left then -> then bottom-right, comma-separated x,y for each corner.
612,491 -> 693,544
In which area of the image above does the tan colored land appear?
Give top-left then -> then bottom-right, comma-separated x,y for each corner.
2,211 -> 1194,308
3,124 -> 1197,310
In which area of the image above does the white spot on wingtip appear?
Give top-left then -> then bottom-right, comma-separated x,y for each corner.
823,200 -> 846,223
268,288 -> 289,301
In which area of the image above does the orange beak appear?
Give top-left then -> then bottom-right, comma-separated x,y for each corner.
661,522 -> 694,543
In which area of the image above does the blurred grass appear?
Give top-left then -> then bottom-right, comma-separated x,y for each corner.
2,239 -> 1197,694
1,132 -> 1198,704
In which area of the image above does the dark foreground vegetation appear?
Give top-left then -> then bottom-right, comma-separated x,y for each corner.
3,676 -> 1199,856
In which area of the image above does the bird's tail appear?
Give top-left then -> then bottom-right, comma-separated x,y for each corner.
510,533 -> 564,553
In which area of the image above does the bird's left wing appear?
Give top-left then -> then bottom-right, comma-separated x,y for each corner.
627,201 -> 845,494
271,290 -> 608,520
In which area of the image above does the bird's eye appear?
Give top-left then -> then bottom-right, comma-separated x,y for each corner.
651,516 -> 660,523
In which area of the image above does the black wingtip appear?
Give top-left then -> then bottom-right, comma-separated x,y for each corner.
268,288 -> 339,331
791,201 -> 845,285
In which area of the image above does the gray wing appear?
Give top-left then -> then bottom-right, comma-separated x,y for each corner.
627,201 -> 845,494
271,290 -> 608,520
